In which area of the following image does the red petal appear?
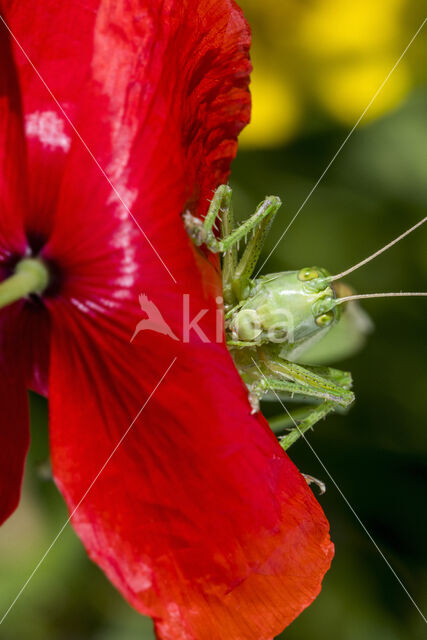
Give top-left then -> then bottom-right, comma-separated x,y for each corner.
5,0 -> 100,239
0,11 -> 27,257
0,308 -> 30,524
0,12 -> 31,524
6,1 -> 333,636
49,307 -> 333,639
7,0 -> 251,235
0,15 -> 51,398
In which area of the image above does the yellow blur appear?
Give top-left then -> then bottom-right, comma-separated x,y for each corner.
239,0 -> 425,146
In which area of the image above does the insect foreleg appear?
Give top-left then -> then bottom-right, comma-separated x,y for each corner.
185,186 -> 281,255
218,194 -> 281,255
183,184 -> 232,247
203,184 -> 232,233
244,351 -> 353,444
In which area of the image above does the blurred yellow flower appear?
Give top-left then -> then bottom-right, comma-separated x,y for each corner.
239,0 -> 425,146
314,58 -> 410,123
241,61 -> 300,147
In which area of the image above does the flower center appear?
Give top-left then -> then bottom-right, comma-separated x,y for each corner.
0,257 -> 50,310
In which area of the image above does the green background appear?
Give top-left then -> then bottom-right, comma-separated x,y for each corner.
1,44 -> 426,640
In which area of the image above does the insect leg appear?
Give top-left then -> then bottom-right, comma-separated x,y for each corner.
250,373 -> 339,451
271,401 -> 336,451
297,363 -> 353,393
203,184 -> 233,236
219,188 -> 238,308
184,188 -> 281,305
183,184 -> 232,248
244,352 -> 353,438
247,371 -> 346,414
302,474 -> 326,495
218,194 -> 282,254
268,405 -> 323,433
260,355 -> 354,408
184,186 -> 281,259
231,205 -> 279,301
186,191 -> 281,254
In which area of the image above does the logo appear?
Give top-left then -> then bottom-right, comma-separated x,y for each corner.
130,294 -> 179,342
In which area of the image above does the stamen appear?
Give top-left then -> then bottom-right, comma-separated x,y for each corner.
0,258 -> 50,310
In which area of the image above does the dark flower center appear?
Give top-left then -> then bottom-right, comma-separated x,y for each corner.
0,233 -> 63,310
26,232 -> 63,299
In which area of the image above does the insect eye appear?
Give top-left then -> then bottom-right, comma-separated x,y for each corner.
315,311 -> 335,327
298,267 -> 319,281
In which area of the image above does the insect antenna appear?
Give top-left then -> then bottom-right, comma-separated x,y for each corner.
330,217 -> 426,282
336,291 -> 427,304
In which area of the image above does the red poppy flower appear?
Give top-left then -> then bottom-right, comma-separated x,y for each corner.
1,1 -> 334,639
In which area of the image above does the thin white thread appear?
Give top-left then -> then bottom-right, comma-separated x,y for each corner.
254,18 -> 427,278
0,15 -> 177,284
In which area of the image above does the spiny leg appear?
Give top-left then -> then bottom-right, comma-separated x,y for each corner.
290,362 -> 353,396
247,367 -> 340,447
230,206 -> 278,301
217,194 -> 281,254
268,405 -> 324,433
257,352 -> 354,408
273,401 -> 336,451
183,184 -> 232,247
254,371 -> 340,450
241,351 -> 353,447
219,188 -> 238,308
203,184 -> 233,236
183,185 -> 236,307
246,369 -> 350,414
184,185 -> 281,255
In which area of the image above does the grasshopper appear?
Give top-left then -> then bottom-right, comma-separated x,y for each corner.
184,185 -> 426,458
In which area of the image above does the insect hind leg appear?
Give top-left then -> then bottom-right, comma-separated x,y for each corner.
272,400 -> 336,451
231,200 -> 280,301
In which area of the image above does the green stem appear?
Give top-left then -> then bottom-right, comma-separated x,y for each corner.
0,258 -> 50,309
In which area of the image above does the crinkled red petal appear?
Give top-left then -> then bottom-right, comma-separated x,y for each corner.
3,1 -> 334,637
49,304 -> 333,639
